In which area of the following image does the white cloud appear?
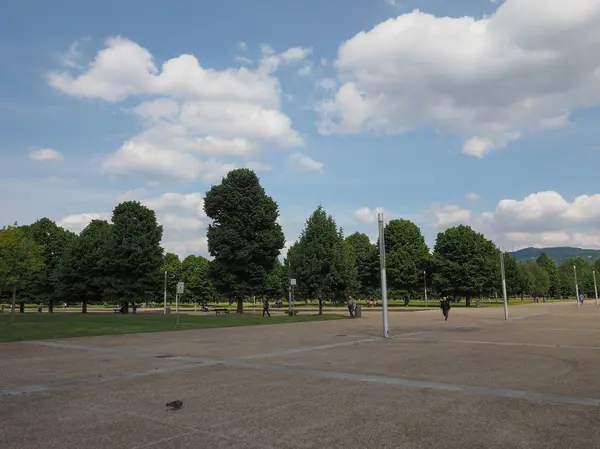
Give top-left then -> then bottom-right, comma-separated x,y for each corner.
466,192 -> 480,201
354,207 -> 387,224
288,152 -> 324,172
429,204 -> 472,228
320,1 -> 600,157
297,65 -> 312,76
29,148 -> 63,163
479,191 -> 600,249
58,212 -> 112,233
58,191 -> 210,258
48,36 -> 305,182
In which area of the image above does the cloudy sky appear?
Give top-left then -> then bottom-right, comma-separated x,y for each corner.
2,0 -> 600,257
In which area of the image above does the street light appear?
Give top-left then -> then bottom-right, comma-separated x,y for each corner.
423,270 -> 428,308
378,213 -> 389,338
499,249 -> 508,320
574,265 -> 580,309
594,270 -> 599,307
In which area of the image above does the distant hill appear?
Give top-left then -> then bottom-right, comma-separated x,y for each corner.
509,247 -> 600,264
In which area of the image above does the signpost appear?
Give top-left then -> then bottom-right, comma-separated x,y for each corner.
176,282 -> 184,327
378,213 -> 389,338
290,279 -> 296,315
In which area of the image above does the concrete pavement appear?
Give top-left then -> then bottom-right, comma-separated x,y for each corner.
1,301 -> 600,448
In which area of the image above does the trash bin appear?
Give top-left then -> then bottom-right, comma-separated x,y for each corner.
165,307 -> 171,315
354,305 -> 362,318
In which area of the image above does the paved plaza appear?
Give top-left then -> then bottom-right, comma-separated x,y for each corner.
2,301 -> 600,448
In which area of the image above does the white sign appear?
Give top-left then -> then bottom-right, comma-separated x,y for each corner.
177,282 -> 185,294
290,279 -> 296,286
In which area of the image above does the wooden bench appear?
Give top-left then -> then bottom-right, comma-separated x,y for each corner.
214,308 -> 229,316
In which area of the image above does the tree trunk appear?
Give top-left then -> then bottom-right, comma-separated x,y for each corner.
82,299 -> 87,314
10,285 -> 17,323
19,302 -> 25,313
465,297 -> 471,307
318,298 -> 323,315
48,299 -> 54,313
123,301 -> 129,314
236,297 -> 244,314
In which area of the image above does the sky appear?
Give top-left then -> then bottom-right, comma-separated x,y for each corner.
2,0 -> 600,258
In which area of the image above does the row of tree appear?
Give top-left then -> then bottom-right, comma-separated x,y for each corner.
1,168 -> 596,314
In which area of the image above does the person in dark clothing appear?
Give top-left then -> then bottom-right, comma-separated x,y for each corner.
440,297 -> 451,321
262,298 -> 271,318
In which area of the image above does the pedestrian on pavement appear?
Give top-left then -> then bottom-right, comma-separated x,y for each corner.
348,296 -> 356,318
440,297 -> 451,321
579,293 -> 585,306
262,297 -> 271,318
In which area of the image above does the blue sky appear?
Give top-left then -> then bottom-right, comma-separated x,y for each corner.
2,0 -> 600,256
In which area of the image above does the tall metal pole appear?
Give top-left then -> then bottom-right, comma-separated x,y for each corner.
574,265 -> 580,308
378,213 -> 389,338
163,271 -> 167,315
594,270 -> 599,306
500,250 -> 508,320
423,270 -> 428,308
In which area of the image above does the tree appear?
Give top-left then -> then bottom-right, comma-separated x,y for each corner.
287,206 -> 356,313
264,259 -> 285,300
161,253 -> 182,305
180,255 -> 215,303
345,232 -> 379,298
383,219 -> 429,298
433,225 -> 499,306
204,169 -> 285,313
55,220 -> 113,312
502,253 -> 521,298
0,226 -> 44,320
20,218 -> 75,311
523,260 -> 550,297
110,201 -> 164,312
536,253 -> 559,297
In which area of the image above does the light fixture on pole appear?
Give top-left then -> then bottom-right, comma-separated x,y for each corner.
594,270 -> 599,307
163,271 -> 168,315
423,270 -> 428,308
499,249 -> 508,320
378,213 -> 389,338
574,265 -> 580,309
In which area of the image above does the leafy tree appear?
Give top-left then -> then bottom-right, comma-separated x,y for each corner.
264,259 -> 285,300
502,252 -> 521,298
180,255 -> 215,303
557,257 -> 589,298
536,252 -> 559,297
523,260 -> 550,297
20,218 -> 75,311
433,225 -> 499,306
161,253 -> 182,305
0,226 -> 44,320
55,220 -> 113,312
383,219 -> 429,297
287,206 -> 356,313
345,232 -> 379,298
110,201 -> 164,312
204,169 -> 285,313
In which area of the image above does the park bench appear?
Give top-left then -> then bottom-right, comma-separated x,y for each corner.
214,308 -> 229,316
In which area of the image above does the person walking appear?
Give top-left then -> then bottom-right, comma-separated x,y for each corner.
440,297 -> 451,321
579,293 -> 585,306
262,297 -> 271,318
348,296 -> 356,318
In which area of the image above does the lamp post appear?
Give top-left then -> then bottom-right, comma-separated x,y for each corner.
500,250 -> 508,320
378,213 -> 389,338
574,265 -> 580,309
423,270 -> 428,308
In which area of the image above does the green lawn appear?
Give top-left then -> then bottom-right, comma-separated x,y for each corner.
0,312 -> 343,342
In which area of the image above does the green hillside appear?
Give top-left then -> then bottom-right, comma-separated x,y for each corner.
509,247 -> 600,264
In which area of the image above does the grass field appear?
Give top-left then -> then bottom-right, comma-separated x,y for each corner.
0,312 -> 343,342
